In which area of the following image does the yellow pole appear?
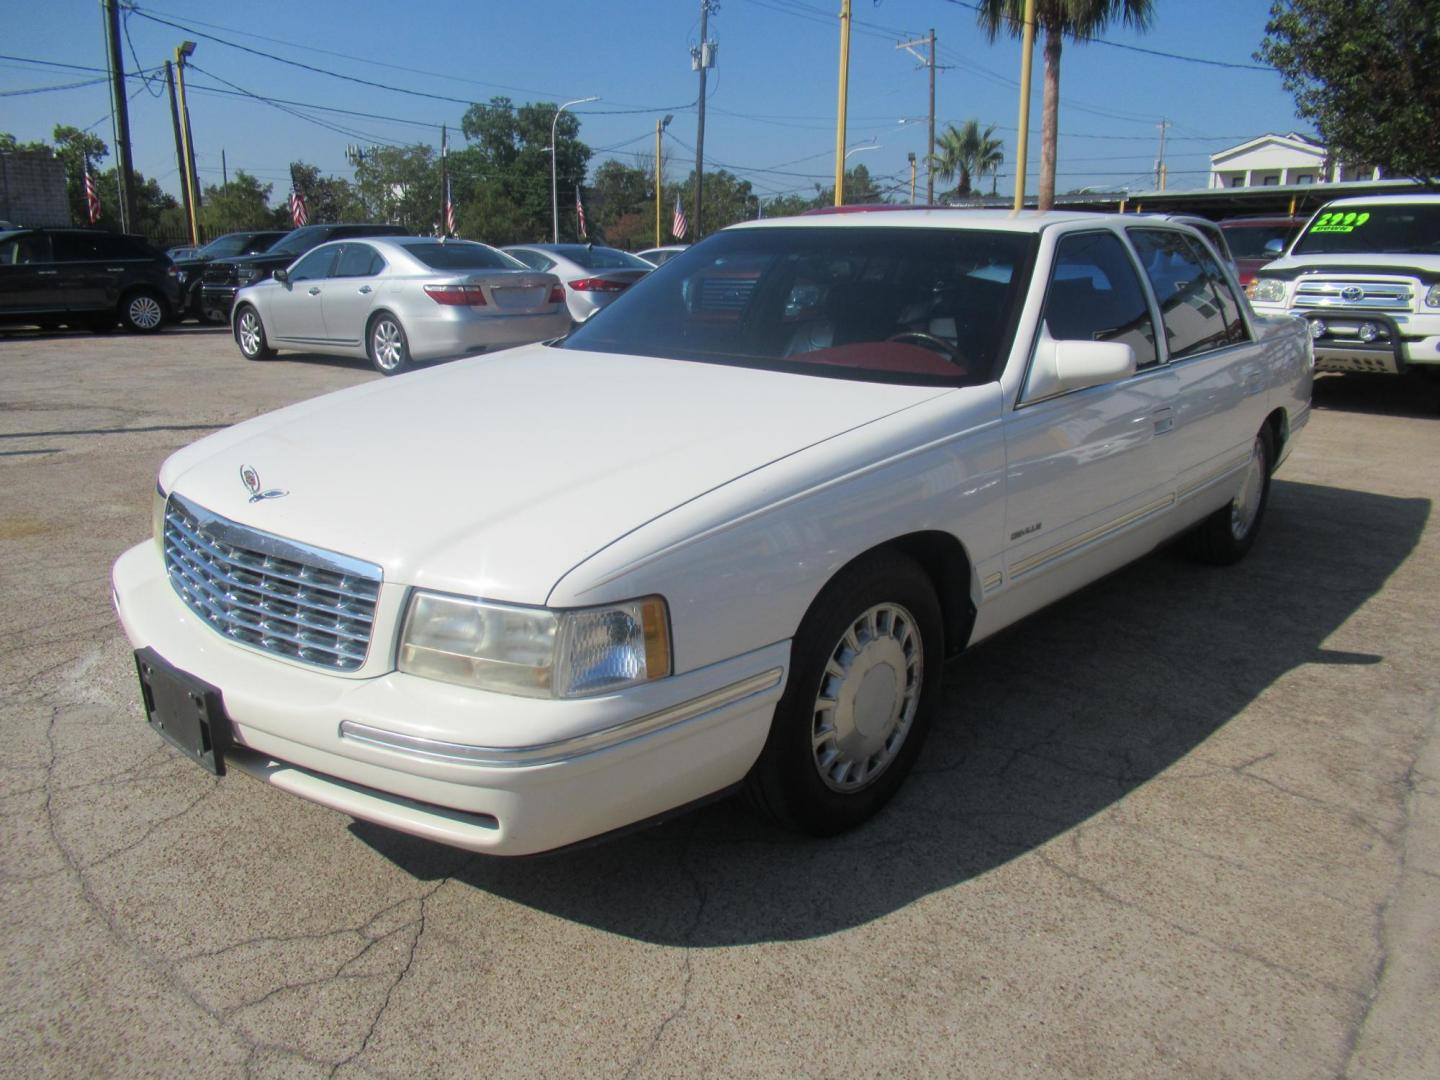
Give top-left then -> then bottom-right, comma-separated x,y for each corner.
655,119 -> 663,248
834,0 -> 851,207
175,47 -> 200,244
1011,0 -> 1036,214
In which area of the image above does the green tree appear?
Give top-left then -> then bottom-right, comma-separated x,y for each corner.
353,144 -> 442,233
453,97 -> 592,242
977,0 -> 1153,209
930,120 -> 1005,199
762,192 -> 821,218
200,171 -> 274,233
52,125 -> 110,224
673,169 -> 758,235
590,159 -> 652,235
1258,0 -> 1440,181
287,162 -> 366,225
813,163 -> 890,208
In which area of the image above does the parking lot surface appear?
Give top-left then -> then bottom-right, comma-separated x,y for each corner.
2,327 -> 1437,1077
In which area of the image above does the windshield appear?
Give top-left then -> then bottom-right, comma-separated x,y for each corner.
560,226 -> 1036,386
402,242 -> 525,270
562,246 -> 653,271
1291,204 -> 1440,256
265,226 -> 325,259
1223,224 -> 1300,259
199,233 -> 257,259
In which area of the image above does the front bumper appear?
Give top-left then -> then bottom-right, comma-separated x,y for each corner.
1253,303 -> 1440,373
111,542 -> 787,855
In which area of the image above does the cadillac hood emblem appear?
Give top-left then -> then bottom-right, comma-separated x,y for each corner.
240,464 -> 288,503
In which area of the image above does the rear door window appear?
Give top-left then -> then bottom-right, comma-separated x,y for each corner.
1128,228 -> 1239,360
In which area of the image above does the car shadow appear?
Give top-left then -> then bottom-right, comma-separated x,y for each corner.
1312,370 -> 1440,418
352,478 -> 1429,946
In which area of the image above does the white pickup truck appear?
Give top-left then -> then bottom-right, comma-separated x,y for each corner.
1248,194 -> 1440,375
113,210 -> 1312,856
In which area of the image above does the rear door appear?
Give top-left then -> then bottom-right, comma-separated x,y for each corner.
319,243 -> 384,345
50,232 -> 112,311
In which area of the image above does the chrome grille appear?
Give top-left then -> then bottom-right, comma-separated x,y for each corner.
163,493 -> 382,672
1293,279 -> 1414,312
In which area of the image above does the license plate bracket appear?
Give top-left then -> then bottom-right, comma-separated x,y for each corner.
134,648 -> 233,775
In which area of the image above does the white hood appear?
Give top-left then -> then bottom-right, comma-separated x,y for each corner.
1263,253 -> 1439,274
162,345 -> 949,603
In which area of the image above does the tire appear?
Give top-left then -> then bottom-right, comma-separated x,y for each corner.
367,313 -> 412,375
1185,424 -> 1274,565
120,289 -> 166,333
233,304 -> 274,360
744,551 -> 945,835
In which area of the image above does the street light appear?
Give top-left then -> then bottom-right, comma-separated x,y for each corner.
844,141 -> 880,160
552,96 -> 598,243
174,40 -> 200,245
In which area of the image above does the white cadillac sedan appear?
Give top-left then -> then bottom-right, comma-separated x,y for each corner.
231,237 -> 571,375
113,210 -> 1312,856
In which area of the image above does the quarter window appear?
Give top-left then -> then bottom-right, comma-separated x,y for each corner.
1129,228 -> 1245,358
1042,231 -> 1158,368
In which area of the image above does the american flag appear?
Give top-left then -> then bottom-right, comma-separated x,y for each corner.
83,170 -> 101,224
289,189 -> 308,227
575,185 -> 588,240
672,194 -> 687,240
444,176 -> 457,236
441,124 -> 456,236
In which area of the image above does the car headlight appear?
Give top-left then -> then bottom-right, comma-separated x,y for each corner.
1249,277 -> 1287,303
398,591 -> 672,698
1426,284 -> 1440,308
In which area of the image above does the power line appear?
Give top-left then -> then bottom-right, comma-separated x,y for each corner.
0,77 -> 110,97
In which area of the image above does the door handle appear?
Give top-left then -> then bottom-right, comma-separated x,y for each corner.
37,270 -> 58,275
1243,368 -> 1264,396
1152,407 -> 1174,435
358,285 -> 372,294
308,287 -> 321,296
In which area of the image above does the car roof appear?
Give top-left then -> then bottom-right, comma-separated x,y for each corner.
1316,195 -> 1440,208
731,208 -> 1108,234
1218,216 -> 1306,227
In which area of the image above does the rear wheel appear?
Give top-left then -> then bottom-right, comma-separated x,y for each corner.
1185,425 -> 1274,565
120,289 -> 165,333
368,313 -> 411,375
233,305 -> 273,360
744,552 -> 944,835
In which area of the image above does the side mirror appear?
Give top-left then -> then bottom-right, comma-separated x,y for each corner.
1025,331 -> 1137,401
1263,238 -> 1285,256
272,268 -> 289,284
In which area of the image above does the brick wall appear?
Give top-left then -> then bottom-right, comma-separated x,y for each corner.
0,151 -> 71,226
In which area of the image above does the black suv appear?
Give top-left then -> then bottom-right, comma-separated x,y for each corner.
171,229 -> 287,321
0,227 -> 182,333
201,223 -> 408,322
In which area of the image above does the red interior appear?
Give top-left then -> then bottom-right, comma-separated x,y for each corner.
783,341 -> 967,377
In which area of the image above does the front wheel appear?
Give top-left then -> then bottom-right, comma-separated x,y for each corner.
1185,425 -> 1274,565
744,551 -> 944,835
368,313 -> 411,375
120,289 -> 166,333
233,305 -> 274,360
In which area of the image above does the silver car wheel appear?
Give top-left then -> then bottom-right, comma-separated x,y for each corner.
127,294 -> 163,330
237,310 -> 262,356
372,319 -> 405,372
1230,435 -> 1266,540
811,602 -> 922,793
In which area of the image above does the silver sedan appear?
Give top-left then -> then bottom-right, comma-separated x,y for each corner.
231,237 -> 571,375
501,243 -> 652,323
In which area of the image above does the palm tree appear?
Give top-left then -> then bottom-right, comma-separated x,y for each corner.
930,120 -> 1005,200
978,0 -> 1154,210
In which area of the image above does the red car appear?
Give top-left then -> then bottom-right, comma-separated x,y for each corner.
1218,216 -> 1307,287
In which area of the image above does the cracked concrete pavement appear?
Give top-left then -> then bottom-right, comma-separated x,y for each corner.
2,326 -> 1437,1077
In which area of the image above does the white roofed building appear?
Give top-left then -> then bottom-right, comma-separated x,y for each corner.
1208,133 -> 1382,189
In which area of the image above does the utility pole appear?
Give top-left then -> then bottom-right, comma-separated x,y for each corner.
896,30 -> 937,204
102,0 -> 135,231
1155,118 -> 1171,191
1012,0 -> 1037,213
692,0 -> 716,238
221,149 -> 227,186
175,42 -> 201,244
163,61 -> 193,236
908,153 -> 917,203
834,0 -> 852,206
655,113 -> 672,247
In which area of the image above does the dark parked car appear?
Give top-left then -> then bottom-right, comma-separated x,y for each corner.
171,230 -> 287,321
1218,216 -> 1307,287
0,227 -> 181,333
200,223 -> 408,322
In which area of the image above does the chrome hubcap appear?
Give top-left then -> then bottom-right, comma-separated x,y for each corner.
238,312 -> 261,355
1230,436 -> 1266,539
129,295 -> 162,329
373,321 -> 403,369
811,602 -> 922,793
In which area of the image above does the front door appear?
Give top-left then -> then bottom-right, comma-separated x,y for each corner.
0,232 -> 56,317
999,230 -> 1178,623
266,246 -> 337,342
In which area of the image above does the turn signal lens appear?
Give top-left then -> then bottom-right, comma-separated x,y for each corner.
423,284 -> 488,306
1426,284 -> 1440,308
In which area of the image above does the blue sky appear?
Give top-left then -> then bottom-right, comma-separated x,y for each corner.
1,0 -> 1303,206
